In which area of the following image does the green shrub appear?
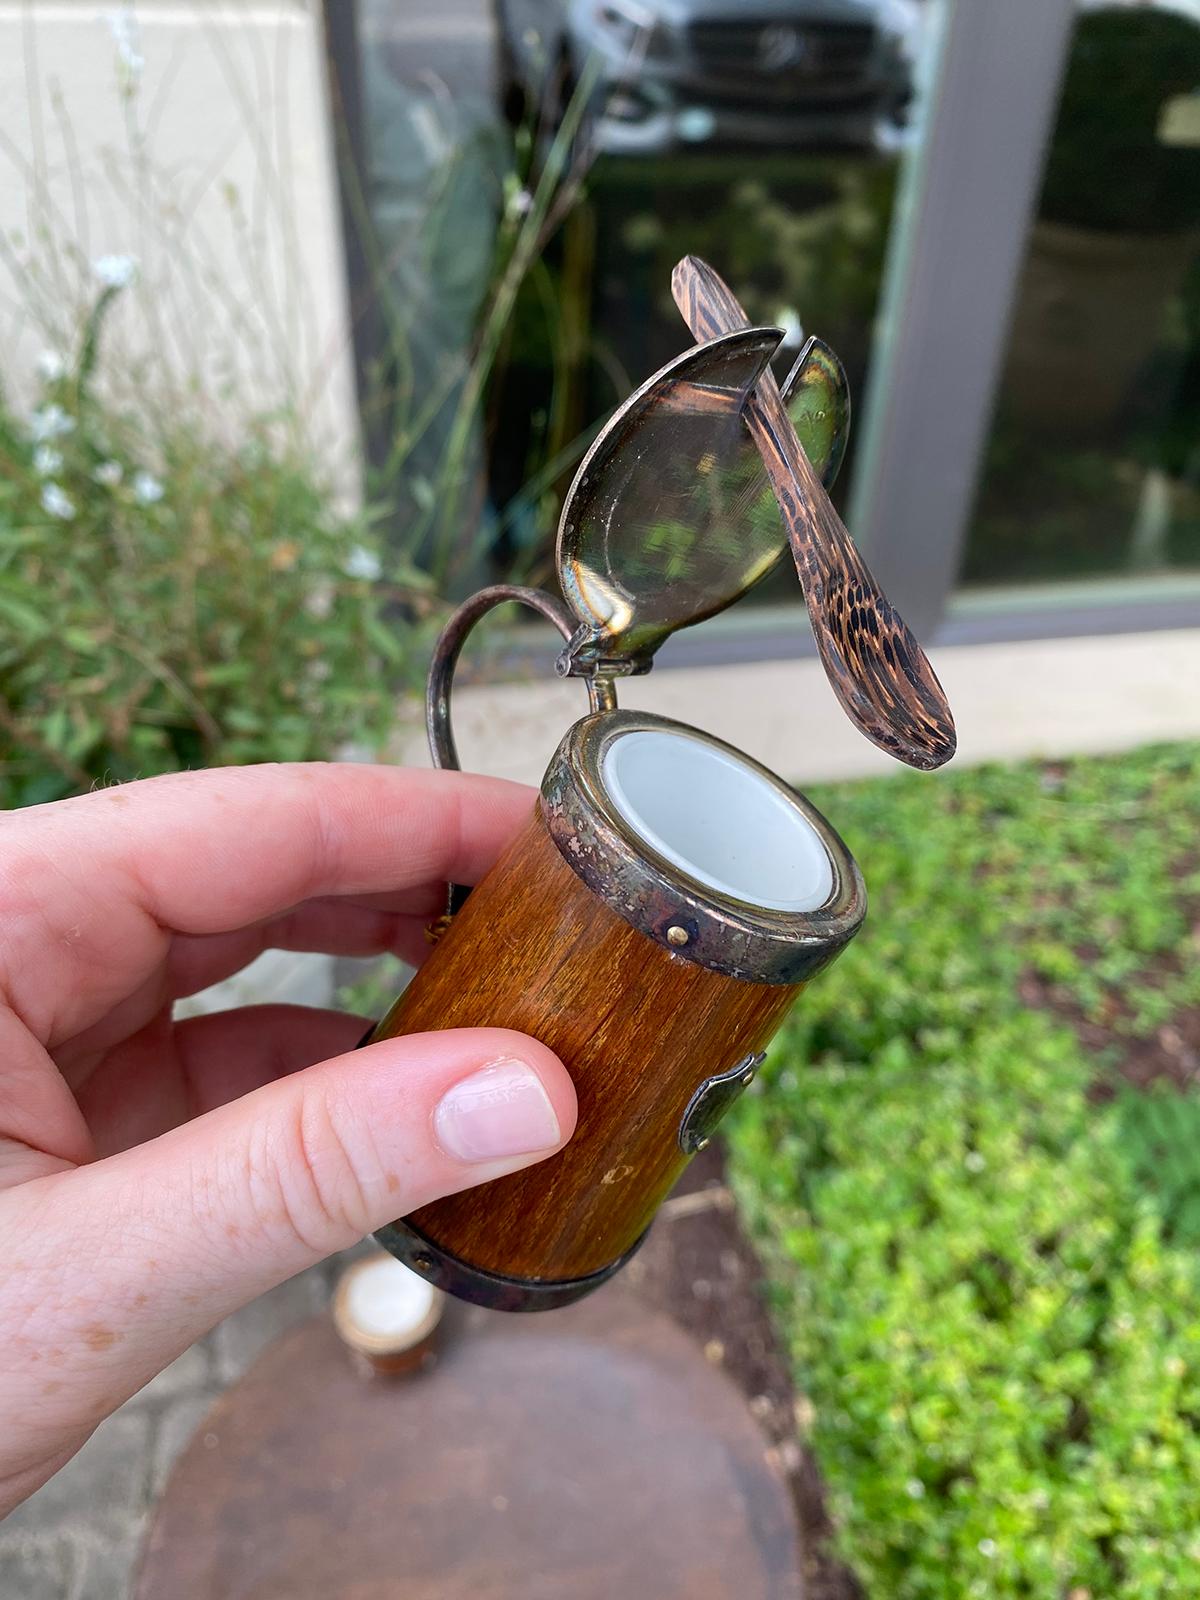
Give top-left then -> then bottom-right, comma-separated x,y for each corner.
1117,1087 -> 1200,1249
729,745 -> 1200,1598
0,285 -> 434,806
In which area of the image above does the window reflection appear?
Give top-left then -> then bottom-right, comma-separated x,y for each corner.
357,0 -> 939,598
498,1 -> 921,157
964,2 -> 1200,587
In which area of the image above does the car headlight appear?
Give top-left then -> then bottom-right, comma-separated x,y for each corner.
593,0 -> 664,55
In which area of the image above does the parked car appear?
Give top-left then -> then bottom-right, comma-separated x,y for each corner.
494,0 -> 921,154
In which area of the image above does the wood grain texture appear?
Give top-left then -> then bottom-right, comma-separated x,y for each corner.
671,254 -> 957,772
372,804 -> 803,1282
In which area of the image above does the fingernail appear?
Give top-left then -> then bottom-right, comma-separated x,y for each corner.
433,1059 -> 561,1164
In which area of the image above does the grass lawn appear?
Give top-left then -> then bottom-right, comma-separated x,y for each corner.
728,742 -> 1200,1599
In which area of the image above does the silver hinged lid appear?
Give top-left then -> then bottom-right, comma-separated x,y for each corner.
555,325 -> 851,677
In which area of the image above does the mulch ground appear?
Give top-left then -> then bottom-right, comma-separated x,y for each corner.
1022,850 -> 1200,1098
1021,971 -> 1200,1097
628,1142 -> 860,1600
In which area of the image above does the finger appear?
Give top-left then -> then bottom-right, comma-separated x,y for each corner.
2,763 -> 534,1049
55,903 -> 428,1090
76,1007 -> 371,1156
1,1028 -> 575,1507
0,766 -> 532,1164
166,901 -> 436,1001
178,1006 -> 371,1114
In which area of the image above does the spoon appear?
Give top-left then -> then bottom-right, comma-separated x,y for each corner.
672,254 -> 956,772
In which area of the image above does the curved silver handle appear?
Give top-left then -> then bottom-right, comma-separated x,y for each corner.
425,585 -> 616,914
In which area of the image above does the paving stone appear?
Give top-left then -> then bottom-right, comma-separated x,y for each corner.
0,1535 -> 75,1600
150,1395 -> 217,1498
2,1410 -> 152,1544
128,1339 -> 213,1408
176,949 -> 335,1020
318,1238 -> 375,1298
67,1530 -> 145,1600
211,1268 -> 325,1384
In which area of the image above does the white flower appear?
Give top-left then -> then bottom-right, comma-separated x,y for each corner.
41,483 -> 76,520
93,253 -> 137,290
506,185 -> 534,220
30,404 -> 75,441
776,307 -> 804,349
305,582 -> 335,620
33,445 -> 63,476
36,350 -> 65,382
132,470 -> 164,504
106,8 -> 144,76
93,460 -> 123,488
343,545 -> 382,581
977,1539 -> 998,1559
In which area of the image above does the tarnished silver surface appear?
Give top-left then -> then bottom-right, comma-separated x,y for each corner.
374,1216 -> 649,1313
678,1051 -> 766,1156
554,325 -> 851,678
426,584 -> 615,776
424,584 -> 616,913
540,709 -> 866,986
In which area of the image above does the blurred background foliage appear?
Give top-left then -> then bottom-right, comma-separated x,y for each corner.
1038,7 -> 1200,236
0,42 -> 589,806
0,281 -> 430,807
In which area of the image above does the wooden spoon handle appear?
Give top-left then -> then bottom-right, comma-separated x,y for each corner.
671,255 -> 956,771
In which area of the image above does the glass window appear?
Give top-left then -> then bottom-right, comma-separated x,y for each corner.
961,1 -> 1200,590
351,0 -> 945,605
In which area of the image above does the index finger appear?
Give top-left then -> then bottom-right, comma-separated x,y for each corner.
1,764 -> 535,1051
7,763 -> 535,935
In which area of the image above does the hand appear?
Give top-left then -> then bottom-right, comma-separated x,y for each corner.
0,763 -> 576,1515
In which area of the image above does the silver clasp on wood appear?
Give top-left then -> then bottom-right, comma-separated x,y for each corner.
678,1051 -> 766,1156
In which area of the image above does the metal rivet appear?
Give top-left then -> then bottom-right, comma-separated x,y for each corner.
695,1136 -> 711,1152
666,925 -> 689,947
413,1252 -> 434,1273
742,1067 -> 756,1086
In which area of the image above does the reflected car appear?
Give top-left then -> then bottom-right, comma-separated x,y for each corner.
495,0 -> 921,154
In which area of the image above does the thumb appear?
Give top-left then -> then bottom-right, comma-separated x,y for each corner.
9,1030 -> 573,1451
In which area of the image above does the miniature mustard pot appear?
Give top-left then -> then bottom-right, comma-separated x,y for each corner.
367,257 -> 956,1311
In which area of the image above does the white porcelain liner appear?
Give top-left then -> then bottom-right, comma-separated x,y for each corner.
601,728 -> 834,914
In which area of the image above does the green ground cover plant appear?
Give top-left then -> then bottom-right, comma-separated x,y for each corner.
729,743 -> 1200,1598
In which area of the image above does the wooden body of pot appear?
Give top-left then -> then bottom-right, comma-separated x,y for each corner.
372,709 -> 865,1311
